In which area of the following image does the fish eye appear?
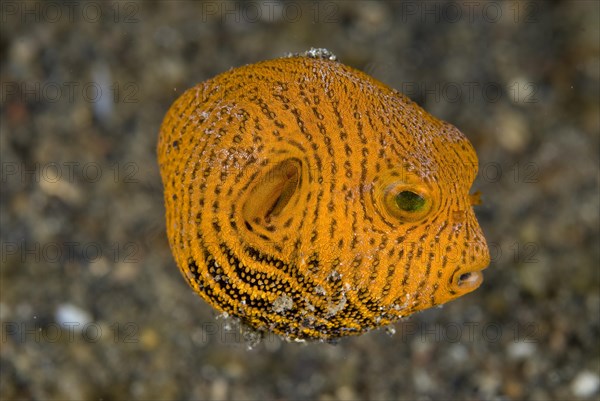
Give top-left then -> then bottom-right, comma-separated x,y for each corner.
382,184 -> 432,222
395,191 -> 426,212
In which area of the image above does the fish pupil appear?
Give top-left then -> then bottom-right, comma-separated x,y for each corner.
395,191 -> 425,212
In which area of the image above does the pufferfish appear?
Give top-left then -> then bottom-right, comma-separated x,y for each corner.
158,49 -> 490,341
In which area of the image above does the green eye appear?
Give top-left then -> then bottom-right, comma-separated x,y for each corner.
380,181 -> 432,222
395,191 -> 426,212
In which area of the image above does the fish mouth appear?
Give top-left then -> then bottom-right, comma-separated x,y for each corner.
450,264 -> 487,293
455,271 -> 483,289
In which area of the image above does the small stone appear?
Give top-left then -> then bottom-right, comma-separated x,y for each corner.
504,379 -> 524,400
448,344 -> 468,363
210,378 -> 228,401
336,385 -> 357,401
571,371 -> 600,398
413,369 -> 435,392
89,257 -> 110,277
113,261 -> 140,283
478,372 -> 502,397
508,342 -> 536,360
354,2 -> 391,36
39,179 -> 83,206
518,258 -> 550,297
55,304 -> 92,332
140,328 -> 159,350
494,107 -> 529,153
10,36 -> 37,65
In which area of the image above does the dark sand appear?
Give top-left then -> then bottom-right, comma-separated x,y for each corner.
1,1 -> 598,400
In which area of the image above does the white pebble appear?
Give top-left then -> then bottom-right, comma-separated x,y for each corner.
571,371 -> 600,398
508,342 -> 536,360
448,344 -> 468,363
55,304 -> 92,332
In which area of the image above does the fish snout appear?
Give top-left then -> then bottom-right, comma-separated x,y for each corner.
449,220 -> 490,294
448,247 -> 489,294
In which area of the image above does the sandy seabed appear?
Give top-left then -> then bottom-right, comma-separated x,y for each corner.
1,1 -> 599,400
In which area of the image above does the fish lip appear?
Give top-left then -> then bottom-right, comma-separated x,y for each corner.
453,264 -> 488,291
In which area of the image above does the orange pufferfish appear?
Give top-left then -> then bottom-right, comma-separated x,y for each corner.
158,49 -> 490,341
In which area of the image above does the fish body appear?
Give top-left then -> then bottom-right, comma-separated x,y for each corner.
158,52 -> 490,340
